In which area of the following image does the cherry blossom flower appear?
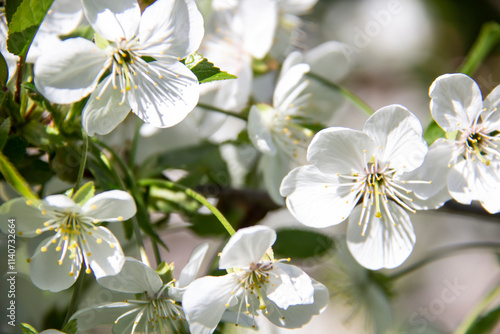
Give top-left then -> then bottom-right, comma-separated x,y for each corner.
182,226 -> 329,333
280,105 -> 431,269
71,244 -> 208,333
34,0 -> 204,135
0,190 -> 136,292
426,73 -> 500,213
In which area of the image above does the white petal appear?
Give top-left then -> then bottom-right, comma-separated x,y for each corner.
261,153 -> 291,205
280,165 -> 358,227
128,61 -> 199,128
266,263 -> 314,309
307,127 -> 376,175
70,302 -> 136,332
211,61 -> 253,111
305,41 -> 352,83
40,330 -> 65,334
183,275 -> 238,334
81,80 -> 132,136
30,237 -> 80,292
97,257 -> 162,294
279,0 -> 318,15
86,226 -> 125,278
248,105 -> 277,155
82,0 -> 140,41
240,0 -> 277,59
448,159 -> 500,213
401,139 -> 455,202
429,73 -> 483,132
273,63 -> 310,110
177,243 -> 209,289
347,201 -> 415,270
40,0 -> 84,36
0,198 -> 47,237
26,32 -> 63,64
41,194 -> 79,213
363,104 -> 427,171
139,0 -> 204,59
219,226 -> 276,269
482,84 -> 500,132
264,280 -> 329,329
280,51 -> 304,77
82,190 -> 136,222
34,38 -> 109,104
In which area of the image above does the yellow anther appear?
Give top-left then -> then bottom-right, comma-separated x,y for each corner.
69,272 -> 74,277
42,210 -> 47,215
36,229 -> 42,235
86,268 -> 91,274
110,243 -> 115,248
26,258 -> 31,263
117,216 -> 124,221
41,246 -> 47,252
18,231 -> 23,236
96,238 -> 103,244
26,200 -> 32,206
56,246 -> 61,251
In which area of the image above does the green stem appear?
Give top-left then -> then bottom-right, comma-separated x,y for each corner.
89,139 -> 151,266
458,21 -> 500,76
14,56 -> 25,105
61,272 -> 85,329
453,278 -> 500,334
152,241 -> 162,266
307,72 -> 375,116
73,133 -> 88,194
197,102 -> 248,121
389,242 -> 500,281
138,178 -> 236,236
128,120 -> 142,170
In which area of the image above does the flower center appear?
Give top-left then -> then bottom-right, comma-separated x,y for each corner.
33,209 -> 97,276
462,130 -> 500,165
123,289 -> 187,333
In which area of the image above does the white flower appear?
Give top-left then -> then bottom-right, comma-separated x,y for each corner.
34,0 -> 204,135
182,226 -> 329,333
0,190 -> 136,292
71,244 -> 208,333
280,105 -> 430,270
199,0 -> 277,111
248,54 -> 313,203
427,73 -> 500,213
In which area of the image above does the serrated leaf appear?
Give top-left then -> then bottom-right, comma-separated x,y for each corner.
0,52 -> 9,87
20,323 -> 38,334
5,0 -> 23,24
7,0 -> 56,56
72,181 -> 95,205
62,318 -> 77,334
273,228 -> 334,259
0,118 -> 11,150
0,151 -> 38,202
183,53 -> 237,84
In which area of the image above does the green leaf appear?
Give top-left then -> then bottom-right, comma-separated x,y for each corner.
50,145 -> 81,183
20,323 -> 38,334
7,0 -> 56,56
2,135 -> 27,164
5,0 -> 23,24
62,319 -> 77,334
0,118 -> 11,151
0,52 -> 9,88
466,304 -> 500,334
138,141 -> 229,187
423,120 -> 446,146
71,181 -> 95,205
0,151 -> 38,203
22,120 -> 66,148
273,228 -> 335,259
183,53 -> 237,84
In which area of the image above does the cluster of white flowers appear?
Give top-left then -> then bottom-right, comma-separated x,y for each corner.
0,0 -> 499,333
